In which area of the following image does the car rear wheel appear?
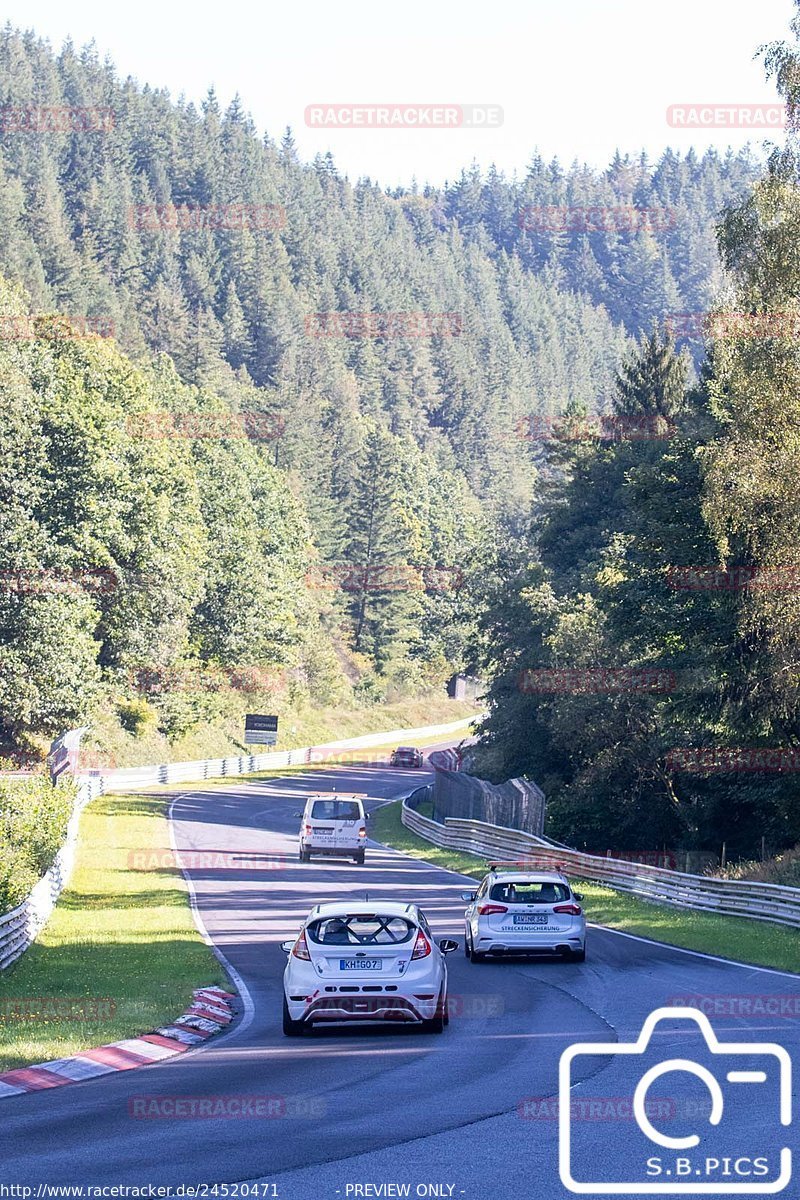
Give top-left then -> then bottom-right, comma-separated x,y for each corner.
422,989 -> 446,1034
571,945 -> 586,962
299,848 -> 310,862
282,997 -> 304,1037
468,935 -> 486,964
353,851 -> 365,865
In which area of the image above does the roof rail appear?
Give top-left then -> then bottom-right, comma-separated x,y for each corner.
309,791 -> 369,798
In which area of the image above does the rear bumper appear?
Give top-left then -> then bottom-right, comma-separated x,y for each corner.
474,924 -> 585,954
478,942 -> 583,956
289,994 -> 436,1025
302,844 -> 364,855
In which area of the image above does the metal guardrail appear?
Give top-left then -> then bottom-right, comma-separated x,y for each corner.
401,802 -> 800,931
1,714 -> 477,970
89,715 -> 478,794
95,747 -> 311,793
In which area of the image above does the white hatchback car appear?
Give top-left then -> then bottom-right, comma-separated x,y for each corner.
281,901 -> 458,1035
462,864 -> 586,961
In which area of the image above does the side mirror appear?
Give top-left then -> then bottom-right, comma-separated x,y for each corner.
294,812 -> 303,819
460,891 -> 477,902
280,940 -> 295,954
574,893 -> 584,902
364,812 -> 371,821
438,939 -> 459,954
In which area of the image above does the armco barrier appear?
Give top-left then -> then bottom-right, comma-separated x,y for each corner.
1,715 -> 477,970
94,747 -> 309,793
89,715 -> 478,794
401,798 -> 800,931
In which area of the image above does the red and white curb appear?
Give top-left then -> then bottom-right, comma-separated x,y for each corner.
0,985 -> 236,1100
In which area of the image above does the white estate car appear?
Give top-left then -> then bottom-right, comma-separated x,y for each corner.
296,793 -> 368,864
462,863 -> 586,962
281,901 -> 459,1035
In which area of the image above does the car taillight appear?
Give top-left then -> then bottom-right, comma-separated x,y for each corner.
477,903 -> 509,916
553,902 -> 582,916
358,827 -> 366,837
291,931 -> 311,960
411,929 -> 432,959
304,824 -> 312,835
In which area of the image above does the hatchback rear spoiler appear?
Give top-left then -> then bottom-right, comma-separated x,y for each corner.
486,859 -> 568,874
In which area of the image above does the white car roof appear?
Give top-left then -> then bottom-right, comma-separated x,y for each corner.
309,901 -> 418,919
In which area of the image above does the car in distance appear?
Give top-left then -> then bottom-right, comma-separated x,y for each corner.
390,746 -> 423,768
281,901 -> 458,1035
462,862 -> 586,962
296,793 -> 369,864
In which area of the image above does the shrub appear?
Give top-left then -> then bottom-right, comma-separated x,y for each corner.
0,775 -> 76,913
353,675 -> 385,707
155,689 -> 221,739
0,838 -> 40,913
117,696 -> 158,736
714,845 -> 800,888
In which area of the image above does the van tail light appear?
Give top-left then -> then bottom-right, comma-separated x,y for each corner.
304,824 -> 312,835
292,930 -> 312,960
477,903 -> 508,916
411,929 -> 432,960
358,827 -> 366,837
553,902 -> 583,916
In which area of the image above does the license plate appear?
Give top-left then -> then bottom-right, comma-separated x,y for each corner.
340,959 -> 381,971
513,914 -> 548,925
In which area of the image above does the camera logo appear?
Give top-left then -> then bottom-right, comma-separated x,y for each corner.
559,1007 -> 792,1194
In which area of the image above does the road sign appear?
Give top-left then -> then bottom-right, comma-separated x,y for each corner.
244,713 -> 279,746
48,727 -> 89,783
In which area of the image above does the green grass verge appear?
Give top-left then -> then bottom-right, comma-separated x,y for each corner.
371,801 -> 800,975
0,792 -> 225,1071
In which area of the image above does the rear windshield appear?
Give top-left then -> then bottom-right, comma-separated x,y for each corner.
309,800 -> 362,820
489,880 -> 570,904
307,915 -> 415,945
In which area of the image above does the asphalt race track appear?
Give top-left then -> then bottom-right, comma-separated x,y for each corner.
1,754 -> 798,1199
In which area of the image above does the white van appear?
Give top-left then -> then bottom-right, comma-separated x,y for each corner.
297,793 -> 368,864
